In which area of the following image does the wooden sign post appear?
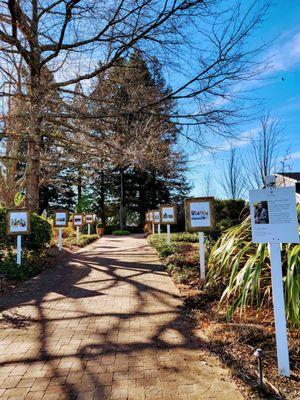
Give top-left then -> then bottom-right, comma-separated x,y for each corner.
160,204 -> 177,244
85,214 -> 94,235
184,197 -> 215,280
249,185 -> 299,377
7,210 -> 31,266
53,210 -> 69,252
153,210 -> 161,236
73,214 -> 83,244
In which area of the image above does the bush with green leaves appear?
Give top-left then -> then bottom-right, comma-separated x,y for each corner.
148,234 -> 175,258
63,234 -> 99,248
206,215 -> 300,328
112,229 -> 131,235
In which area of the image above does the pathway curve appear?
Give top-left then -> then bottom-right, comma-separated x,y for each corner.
0,235 -> 243,400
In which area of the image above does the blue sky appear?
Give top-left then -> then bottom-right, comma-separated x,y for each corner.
185,0 -> 300,198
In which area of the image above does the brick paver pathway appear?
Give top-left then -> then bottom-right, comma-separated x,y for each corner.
0,235 -> 243,400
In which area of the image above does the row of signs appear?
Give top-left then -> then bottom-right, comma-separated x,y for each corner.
146,197 -> 215,232
5,210 -> 95,236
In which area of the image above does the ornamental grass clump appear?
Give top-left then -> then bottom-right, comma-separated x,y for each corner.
206,215 -> 300,328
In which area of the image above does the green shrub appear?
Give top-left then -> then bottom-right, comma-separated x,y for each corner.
24,213 -> 52,250
170,232 -> 199,243
112,229 -> 131,235
63,234 -> 98,248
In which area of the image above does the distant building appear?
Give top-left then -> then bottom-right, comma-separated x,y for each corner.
275,172 -> 300,203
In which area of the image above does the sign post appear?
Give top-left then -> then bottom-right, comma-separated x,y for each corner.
153,210 -> 161,235
249,185 -> 299,377
85,214 -> 94,235
184,197 -> 215,280
17,235 -> 22,265
166,224 -> 171,244
73,214 -> 83,244
199,231 -> 205,280
53,210 -> 69,252
160,204 -> 177,244
6,209 -> 31,266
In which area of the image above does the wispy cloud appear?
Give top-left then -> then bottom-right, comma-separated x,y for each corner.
268,31 -> 300,74
221,127 -> 260,151
290,151 -> 300,160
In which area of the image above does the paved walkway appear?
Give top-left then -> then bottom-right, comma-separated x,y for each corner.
0,235 -> 243,400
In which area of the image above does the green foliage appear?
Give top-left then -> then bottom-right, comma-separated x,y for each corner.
63,234 -> 98,248
148,234 -> 175,258
112,229 -> 131,235
24,213 -> 52,250
211,199 -> 247,240
0,251 -> 49,281
170,232 -> 199,243
207,216 -> 300,328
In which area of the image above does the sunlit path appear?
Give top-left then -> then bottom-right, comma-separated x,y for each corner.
0,235 -> 243,400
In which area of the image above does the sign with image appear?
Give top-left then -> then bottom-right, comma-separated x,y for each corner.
7,210 -> 31,235
85,214 -> 94,224
153,210 -> 161,224
249,187 -> 299,244
184,197 -> 215,232
53,210 -> 68,227
160,204 -> 177,224
73,214 -> 83,227
148,210 -> 154,222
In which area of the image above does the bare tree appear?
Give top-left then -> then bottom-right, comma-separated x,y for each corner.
0,1 -> 270,210
219,147 -> 245,199
244,113 -> 286,188
201,170 -> 215,197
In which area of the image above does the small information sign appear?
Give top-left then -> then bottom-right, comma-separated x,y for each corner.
7,210 -> 31,235
73,214 -> 83,227
160,204 -> 177,225
153,210 -> 161,224
53,210 -> 68,228
249,187 -> 299,244
184,197 -> 215,232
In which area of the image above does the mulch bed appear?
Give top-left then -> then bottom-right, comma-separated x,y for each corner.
178,282 -> 300,400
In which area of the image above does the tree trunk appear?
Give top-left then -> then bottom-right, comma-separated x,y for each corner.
25,64 -> 42,212
25,135 -> 41,211
99,170 -> 106,225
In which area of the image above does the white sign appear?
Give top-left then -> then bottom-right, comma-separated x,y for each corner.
153,210 -> 160,224
55,212 -> 68,227
85,214 -> 93,224
190,201 -> 211,228
161,206 -> 175,223
249,187 -> 299,244
7,210 -> 30,235
73,214 -> 83,227
149,211 -> 154,222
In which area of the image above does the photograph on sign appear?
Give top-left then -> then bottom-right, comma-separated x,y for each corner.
73,214 -> 83,227
7,210 -> 31,235
85,214 -> 93,224
53,210 -> 68,227
148,211 -> 154,222
185,197 -> 214,232
153,210 -> 160,224
249,187 -> 299,244
160,205 -> 177,224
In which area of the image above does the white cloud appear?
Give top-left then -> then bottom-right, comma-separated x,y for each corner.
221,127 -> 260,151
268,31 -> 300,73
290,151 -> 300,160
